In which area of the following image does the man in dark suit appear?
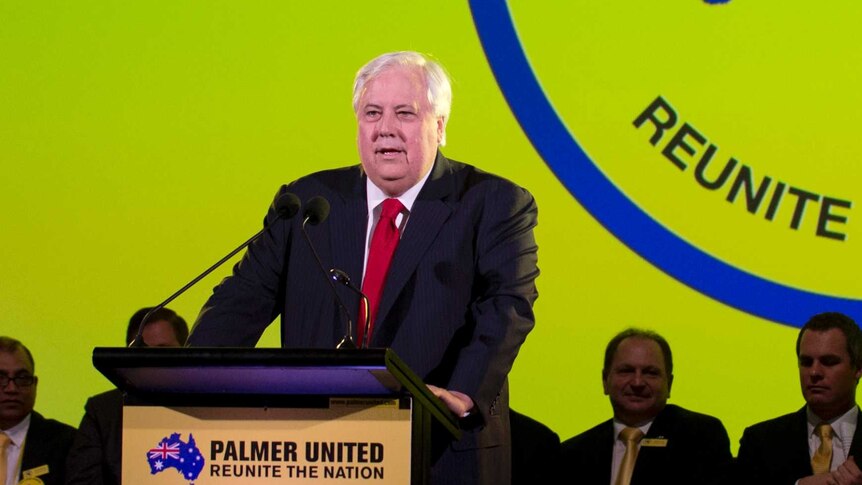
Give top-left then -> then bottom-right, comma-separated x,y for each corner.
561,328 -> 732,485
0,336 -> 75,485
186,51 -> 539,485
64,307 -> 188,485
736,312 -> 862,485
510,409 -> 560,484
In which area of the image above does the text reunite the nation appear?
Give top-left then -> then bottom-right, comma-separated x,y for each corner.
208,440 -> 385,479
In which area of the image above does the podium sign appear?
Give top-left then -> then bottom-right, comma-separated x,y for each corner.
94,348 -> 458,485
123,398 -> 411,484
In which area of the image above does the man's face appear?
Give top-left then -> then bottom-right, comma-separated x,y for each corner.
798,328 -> 862,420
603,337 -> 672,426
0,348 -> 37,430
356,66 -> 444,197
142,320 -> 182,347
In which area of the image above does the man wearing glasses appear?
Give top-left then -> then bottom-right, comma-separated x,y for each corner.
0,337 -> 75,485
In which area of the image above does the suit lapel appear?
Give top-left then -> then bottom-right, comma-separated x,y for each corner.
372,153 -> 454,344
631,406 -> 674,484
845,406 -> 862,462
792,407 -> 816,478
329,168 -> 367,294
598,420 -> 615,485
21,412 -> 46,478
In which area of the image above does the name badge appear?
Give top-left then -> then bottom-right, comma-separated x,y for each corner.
641,438 -> 668,447
22,464 -> 49,479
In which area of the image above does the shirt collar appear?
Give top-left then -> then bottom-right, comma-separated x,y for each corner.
366,161 -> 435,215
3,412 -> 31,448
612,418 -> 653,439
807,405 -> 858,444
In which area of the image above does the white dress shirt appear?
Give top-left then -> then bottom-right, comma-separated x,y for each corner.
3,413 -> 30,485
362,164 -> 434,282
807,405 -> 858,471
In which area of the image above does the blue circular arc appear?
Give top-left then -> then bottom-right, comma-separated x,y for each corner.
469,1 -> 861,327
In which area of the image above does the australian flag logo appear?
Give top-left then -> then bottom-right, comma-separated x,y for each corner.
147,433 -> 205,484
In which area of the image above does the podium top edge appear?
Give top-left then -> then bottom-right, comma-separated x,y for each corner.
93,347 -> 394,368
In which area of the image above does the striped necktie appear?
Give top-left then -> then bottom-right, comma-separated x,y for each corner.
811,423 -> 834,475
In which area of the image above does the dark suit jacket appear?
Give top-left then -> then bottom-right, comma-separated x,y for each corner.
64,389 -> 123,485
735,406 -> 862,485
560,404 -> 732,485
18,411 -> 75,485
188,152 -> 539,485
510,409 -> 561,485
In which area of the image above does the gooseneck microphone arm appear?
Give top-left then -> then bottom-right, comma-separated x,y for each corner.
299,196 -> 357,350
329,268 -> 371,349
129,192 -> 301,348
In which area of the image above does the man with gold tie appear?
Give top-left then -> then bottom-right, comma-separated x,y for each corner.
0,337 -> 75,485
737,312 -> 862,485
561,328 -> 732,485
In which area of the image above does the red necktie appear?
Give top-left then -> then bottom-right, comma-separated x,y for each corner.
359,198 -> 404,345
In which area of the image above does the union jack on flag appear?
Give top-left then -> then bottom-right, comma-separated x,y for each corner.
148,441 -> 180,460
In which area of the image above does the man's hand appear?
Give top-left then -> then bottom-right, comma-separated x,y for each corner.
427,384 -> 474,418
799,457 -> 862,485
833,456 -> 862,485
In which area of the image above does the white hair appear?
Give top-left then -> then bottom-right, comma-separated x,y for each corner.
353,51 -> 452,146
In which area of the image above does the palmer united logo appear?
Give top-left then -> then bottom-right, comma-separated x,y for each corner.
147,433 -> 205,484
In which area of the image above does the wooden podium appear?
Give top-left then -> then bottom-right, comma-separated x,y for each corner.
93,347 -> 460,485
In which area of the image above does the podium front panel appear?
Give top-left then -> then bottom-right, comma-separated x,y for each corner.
122,398 -> 411,484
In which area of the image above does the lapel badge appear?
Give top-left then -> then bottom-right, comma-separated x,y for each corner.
641,437 -> 669,447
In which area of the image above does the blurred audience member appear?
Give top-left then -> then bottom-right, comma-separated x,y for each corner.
736,312 -> 862,485
561,328 -> 732,485
64,307 -> 188,485
1,336 -> 75,485
510,408 -> 560,484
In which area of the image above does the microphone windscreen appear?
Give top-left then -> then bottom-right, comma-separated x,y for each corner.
274,192 -> 301,219
304,196 -> 330,226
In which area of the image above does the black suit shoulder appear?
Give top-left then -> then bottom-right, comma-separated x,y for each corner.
652,404 -> 729,437
434,156 -> 534,204
735,407 -> 812,485
562,418 -> 613,454
86,388 -> 124,410
65,389 -> 124,485
510,409 -> 561,485
739,408 -> 803,439
285,165 -> 363,196
561,419 -> 614,484
22,411 -> 76,485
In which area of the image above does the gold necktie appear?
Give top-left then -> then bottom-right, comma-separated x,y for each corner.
615,427 -> 644,485
0,432 -> 10,484
811,423 -> 834,475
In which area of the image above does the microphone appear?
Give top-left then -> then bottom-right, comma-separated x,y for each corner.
299,196 -> 357,350
129,191 -> 301,347
329,269 -> 371,348
303,196 -> 330,226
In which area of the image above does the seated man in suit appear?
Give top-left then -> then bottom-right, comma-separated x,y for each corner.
510,408 -> 560,484
64,307 -> 188,485
736,312 -> 862,485
0,336 -> 75,485
561,328 -> 732,485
